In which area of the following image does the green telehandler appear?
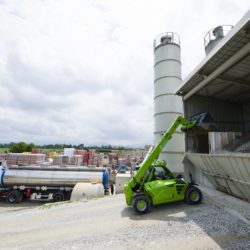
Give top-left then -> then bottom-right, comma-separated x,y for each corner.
124,113 -> 215,214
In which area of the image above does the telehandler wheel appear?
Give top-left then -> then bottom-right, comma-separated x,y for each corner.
132,195 -> 151,214
185,186 -> 202,205
6,190 -> 22,204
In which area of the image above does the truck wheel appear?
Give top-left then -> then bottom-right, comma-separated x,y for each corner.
132,195 -> 151,214
185,186 -> 202,205
53,192 -> 65,202
6,190 -> 22,204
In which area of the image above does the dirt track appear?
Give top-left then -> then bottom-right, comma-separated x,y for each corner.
0,194 -> 249,250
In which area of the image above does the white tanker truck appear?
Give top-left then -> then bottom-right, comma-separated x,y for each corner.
0,160 -> 109,204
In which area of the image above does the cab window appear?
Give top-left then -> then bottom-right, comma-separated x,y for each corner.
154,167 -> 174,180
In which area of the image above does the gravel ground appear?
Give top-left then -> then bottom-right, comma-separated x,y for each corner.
0,199 -> 42,213
0,194 -> 249,250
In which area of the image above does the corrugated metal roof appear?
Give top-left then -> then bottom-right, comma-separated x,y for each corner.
176,10 -> 250,104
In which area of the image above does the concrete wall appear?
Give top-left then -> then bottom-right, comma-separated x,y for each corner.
186,153 -> 250,202
183,157 -> 215,188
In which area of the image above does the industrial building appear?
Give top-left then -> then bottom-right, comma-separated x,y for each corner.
154,10 -> 250,201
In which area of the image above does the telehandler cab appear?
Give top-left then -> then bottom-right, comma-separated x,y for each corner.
124,113 -> 214,214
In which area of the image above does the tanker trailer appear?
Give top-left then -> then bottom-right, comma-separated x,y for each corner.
0,161 -> 109,204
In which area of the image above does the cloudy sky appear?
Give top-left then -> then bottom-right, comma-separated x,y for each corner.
0,0 -> 249,146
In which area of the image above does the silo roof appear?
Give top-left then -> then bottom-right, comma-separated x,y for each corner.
176,10 -> 250,104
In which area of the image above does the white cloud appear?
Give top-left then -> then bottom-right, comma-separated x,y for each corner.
0,0 -> 249,145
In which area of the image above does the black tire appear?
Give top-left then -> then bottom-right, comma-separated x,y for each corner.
6,190 -> 22,204
132,195 -> 151,214
185,186 -> 202,205
53,192 -> 65,202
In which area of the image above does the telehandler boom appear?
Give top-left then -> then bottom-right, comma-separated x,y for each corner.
124,113 -> 212,214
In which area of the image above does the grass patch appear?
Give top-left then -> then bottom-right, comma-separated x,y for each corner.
40,195 -> 105,209
40,200 -> 74,209
0,148 -> 9,153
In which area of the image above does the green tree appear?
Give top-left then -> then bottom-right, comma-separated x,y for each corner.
9,142 -> 35,153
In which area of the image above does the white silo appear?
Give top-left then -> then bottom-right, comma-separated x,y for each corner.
153,32 -> 184,173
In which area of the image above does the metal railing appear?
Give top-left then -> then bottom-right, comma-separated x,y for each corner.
154,32 -> 180,49
204,25 -> 233,48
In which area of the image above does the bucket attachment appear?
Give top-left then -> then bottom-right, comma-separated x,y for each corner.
183,112 -> 218,134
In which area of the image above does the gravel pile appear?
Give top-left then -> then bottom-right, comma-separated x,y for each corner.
214,136 -> 250,154
234,140 -> 250,153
